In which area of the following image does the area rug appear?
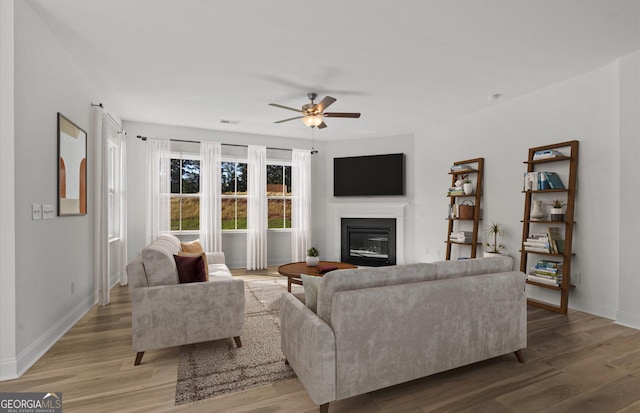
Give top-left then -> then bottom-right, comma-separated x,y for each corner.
175,279 -> 298,405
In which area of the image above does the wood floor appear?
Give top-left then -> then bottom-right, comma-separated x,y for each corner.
1,268 -> 639,413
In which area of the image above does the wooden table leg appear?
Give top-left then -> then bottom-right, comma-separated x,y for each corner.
287,277 -> 292,292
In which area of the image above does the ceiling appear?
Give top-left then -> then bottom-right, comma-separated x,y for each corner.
28,0 -> 640,141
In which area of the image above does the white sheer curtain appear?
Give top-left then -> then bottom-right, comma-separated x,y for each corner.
291,149 -> 312,262
92,107 -> 109,305
119,137 -> 128,286
247,145 -> 267,270
145,139 -> 171,244
199,141 -> 222,252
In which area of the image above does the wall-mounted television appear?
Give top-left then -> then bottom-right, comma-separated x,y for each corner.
334,153 -> 405,196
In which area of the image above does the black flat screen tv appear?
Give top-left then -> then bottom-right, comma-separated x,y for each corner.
334,153 -> 405,196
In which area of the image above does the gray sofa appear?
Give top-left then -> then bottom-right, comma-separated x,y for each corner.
126,234 -> 245,365
280,256 -> 526,412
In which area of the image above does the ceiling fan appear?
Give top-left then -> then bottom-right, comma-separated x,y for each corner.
269,92 -> 361,129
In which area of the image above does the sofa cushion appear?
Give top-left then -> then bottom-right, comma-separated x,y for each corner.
433,256 -> 513,280
178,251 -> 209,281
159,233 -> 181,250
141,237 -> 181,286
316,263 -> 437,324
208,263 -> 233,279
301,274 -> 322,313
174,254 -> 207,283
181,239 -> 204,254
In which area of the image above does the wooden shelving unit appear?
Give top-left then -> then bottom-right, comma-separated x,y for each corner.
445,158 -> 484,260
520,141 -> 578,314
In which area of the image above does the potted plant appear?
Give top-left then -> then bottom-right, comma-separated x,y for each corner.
549,199 -> 566,221
306,247 -> 320,267
484,221 -> 506,257
462,177 -> 473,195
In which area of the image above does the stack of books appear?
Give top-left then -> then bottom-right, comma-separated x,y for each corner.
450,231 -> 473,243
450,163 -> 473,172
528,260 -> 563,286
447,187 -> 464,196
532,149 -> 564,160
523,171 -> 565,190
523,233 -> 551,253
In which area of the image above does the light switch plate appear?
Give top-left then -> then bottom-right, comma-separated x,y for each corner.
32,204 -> 42,220
42,205 -> 55,220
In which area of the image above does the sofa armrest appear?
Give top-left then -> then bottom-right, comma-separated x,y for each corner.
206,251 -> 225,265
280,293 -> 336,406
131,278 -> 244,351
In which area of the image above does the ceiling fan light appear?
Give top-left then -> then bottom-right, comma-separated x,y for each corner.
302,115 -> 323,127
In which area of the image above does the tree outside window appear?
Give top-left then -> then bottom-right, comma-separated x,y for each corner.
221,161 -> 247,230
170,156 -> 200,231
267,164 -> 292,229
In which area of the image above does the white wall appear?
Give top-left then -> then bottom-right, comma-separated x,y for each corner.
124,121 -> 313,268
3,1 -> 121,379
617,52 -> 640,329
312,134 -> 416,263
414,60 -> 635,322
0,0 -> 17,380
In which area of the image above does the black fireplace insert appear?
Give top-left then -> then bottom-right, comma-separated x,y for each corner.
341,218 -> 396,266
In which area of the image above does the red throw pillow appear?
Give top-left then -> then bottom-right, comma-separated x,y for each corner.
174,254 -> 207,283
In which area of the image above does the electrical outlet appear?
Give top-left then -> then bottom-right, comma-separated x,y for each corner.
71,281 -> 76,294
32,204 -> 42,220
574,272 -> 582,283
42,205 -> 55,219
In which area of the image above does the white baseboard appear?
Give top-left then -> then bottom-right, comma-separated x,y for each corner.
615,310 -> 640,331
1,295 -> 96,380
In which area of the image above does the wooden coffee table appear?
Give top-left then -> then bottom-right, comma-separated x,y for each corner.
278,261 -> 357,292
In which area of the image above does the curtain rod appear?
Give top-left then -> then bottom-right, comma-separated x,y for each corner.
91,103 -> 126,134
135,135 -> 293,152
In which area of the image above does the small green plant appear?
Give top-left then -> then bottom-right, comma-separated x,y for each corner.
485,222 -> 505,254
549,199 -> 566,208
307,247 -> 319,257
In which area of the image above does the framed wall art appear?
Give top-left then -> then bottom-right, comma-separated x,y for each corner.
58,113 -> 87,216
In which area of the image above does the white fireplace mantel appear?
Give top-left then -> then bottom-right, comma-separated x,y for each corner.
327,203 -> 406,264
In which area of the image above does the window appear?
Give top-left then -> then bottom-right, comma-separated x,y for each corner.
170,154 -> 200,231
221,160 -> 247,230
267,163 -> 292,229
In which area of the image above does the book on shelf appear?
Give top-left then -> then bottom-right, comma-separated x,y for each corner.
450,231 -> 473,243
525,246 -> 552,253
529,269 -> 562,280
527,274 -> 562,286
532,149 -> 564,160
546,227 -> 563,254
544,172 -> 565,189
524,241 -> 551,250
522,171 -> 565,191
450,164 -> 473,172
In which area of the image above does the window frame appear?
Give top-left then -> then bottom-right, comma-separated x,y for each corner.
266,160 -> 293,231
169,151 -> 201,235
220,156 -> 248,232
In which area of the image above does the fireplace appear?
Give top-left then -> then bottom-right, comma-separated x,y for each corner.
341,218 -> 396,266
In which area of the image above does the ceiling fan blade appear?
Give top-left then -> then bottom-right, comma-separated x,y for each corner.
315,96 -> 336,112
275,116 -> 304,124
269,103 -> 303,113
324,112 -> 361,118
317,121 -> 328,129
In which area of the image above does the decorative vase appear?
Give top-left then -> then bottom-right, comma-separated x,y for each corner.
306,256 -> 320,267
463,182 -> 473,195
550,207 -> 564,221
530,200 -> 545,221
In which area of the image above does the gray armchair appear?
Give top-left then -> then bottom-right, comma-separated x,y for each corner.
126,235 -> 244,365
